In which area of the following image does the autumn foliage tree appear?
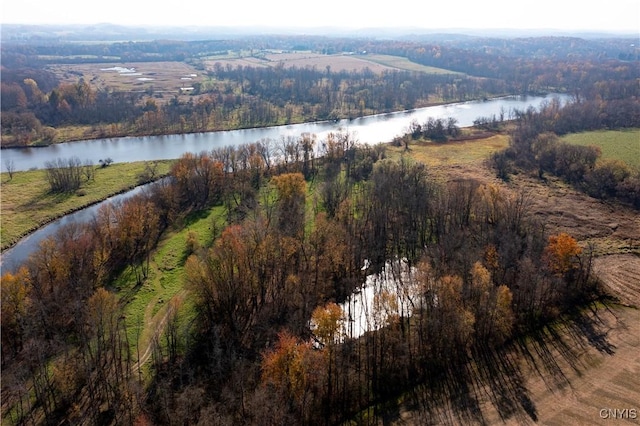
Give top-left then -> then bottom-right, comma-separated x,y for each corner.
272,172 -> 307,239
260,331 -> 326,423
1,134 -> 606,425
171,152 -> 225,209
544,232 -> 583,275
0,267 -> 31,361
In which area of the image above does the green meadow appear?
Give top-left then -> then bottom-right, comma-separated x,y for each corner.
561,128 -> 640,169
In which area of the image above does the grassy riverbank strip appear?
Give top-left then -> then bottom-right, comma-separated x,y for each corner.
0,160 -> 174,251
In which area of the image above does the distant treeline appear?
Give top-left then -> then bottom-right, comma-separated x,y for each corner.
363,42 -> 639,97
2,34 -> 638,146
2,34 -> 637,66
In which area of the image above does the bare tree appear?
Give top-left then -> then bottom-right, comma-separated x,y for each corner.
4,158 -> 15,180
83,159 -> 95,181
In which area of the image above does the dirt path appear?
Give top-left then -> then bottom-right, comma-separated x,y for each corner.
131,289 -> 187,374
131,301 -> 170,373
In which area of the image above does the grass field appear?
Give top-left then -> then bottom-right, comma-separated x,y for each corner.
561,128 -> 640,169
387,134 -> 510,167
204,52 -> 461,76
359,54 -> 464,75
207,52 -> 394,74
0,160 -> 173,250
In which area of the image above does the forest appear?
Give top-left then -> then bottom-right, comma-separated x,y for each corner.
1,130 -> 603,424
1,30 -> 639,425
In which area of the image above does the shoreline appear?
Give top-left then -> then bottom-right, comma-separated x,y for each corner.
0,94 -> 520,149
0,174 -> 168,254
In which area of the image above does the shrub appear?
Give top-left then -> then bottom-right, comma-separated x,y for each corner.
44,157 -> 83,193
185,230 -> 200,255
584,159 -> 631,199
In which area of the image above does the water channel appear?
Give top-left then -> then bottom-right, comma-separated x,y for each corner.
1,94 -> 568,172
0,93 -> 569,270
1,183 -> 154,272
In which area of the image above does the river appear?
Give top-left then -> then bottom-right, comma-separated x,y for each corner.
1,94 -> 568,172
0,94 -> 568,270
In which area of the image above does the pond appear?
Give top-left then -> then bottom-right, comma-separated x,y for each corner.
340,259 -> 420,339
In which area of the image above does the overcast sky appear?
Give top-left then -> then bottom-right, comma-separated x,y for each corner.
2,0 -> 639,33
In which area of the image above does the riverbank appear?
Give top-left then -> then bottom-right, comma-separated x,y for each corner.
0,160 -> 173,252
2,94 -> 567,173
1,95 -> 517,148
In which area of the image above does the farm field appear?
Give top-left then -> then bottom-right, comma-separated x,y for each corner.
560,128 -> 640,169
395,302 -> 640,425
361,53 -> 464,74
203,51 -> 462,75
205,51 -> 396,73
46,61 -> 204,103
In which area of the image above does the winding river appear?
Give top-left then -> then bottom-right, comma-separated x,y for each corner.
1,94 -> 568,173
0,94 -> 569,270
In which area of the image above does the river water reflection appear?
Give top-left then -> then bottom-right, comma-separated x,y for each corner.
2,94 -> 568,172
340,259 -> 419,339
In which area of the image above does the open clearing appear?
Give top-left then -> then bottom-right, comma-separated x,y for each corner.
393,135 -> 639,257
46,61 -> 204,104
362,54 -> 464,75
396,303 -> 640,426
388,134 -> 510,167
205,52 -> 395,74
204,52 -> 461,75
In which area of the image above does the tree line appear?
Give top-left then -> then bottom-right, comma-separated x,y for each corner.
145,149 -> 599,425
361,39 -> 639,99
491,96 -> 640,208
1,62 -> 498,147
3,34 -> 637,147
